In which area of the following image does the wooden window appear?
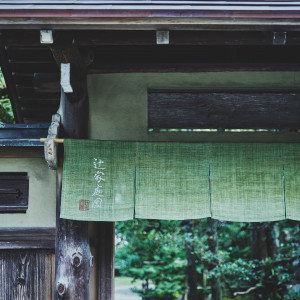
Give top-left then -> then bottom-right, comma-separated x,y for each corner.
0,173 -> 29,212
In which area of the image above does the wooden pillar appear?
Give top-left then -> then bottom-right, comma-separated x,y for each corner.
98,222 -> 115,300
89,221 -> 115,300
50,34 -> 92,299
49,32 -> 115,300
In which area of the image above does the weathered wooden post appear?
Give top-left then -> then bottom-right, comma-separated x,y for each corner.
49,33 -> 93,299
97,222 -> 115,299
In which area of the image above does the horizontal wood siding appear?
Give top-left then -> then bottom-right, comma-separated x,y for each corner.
148,91 -> 300,130
0,249 -> 55,300
0,228 -> 55,249
0,147 -> 44,158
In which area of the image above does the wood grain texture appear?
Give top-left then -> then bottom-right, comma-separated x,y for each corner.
53,92 -> 92,300
0,249 -> 55,300
2,17 -> 300,31
89,44 -> 300,73
98,222 -> 115,300
3,30 -> 300,47
0,228 -> 55,249
148,91 -> 300,129
50,31 -> 93,300
76,30 -> 298,46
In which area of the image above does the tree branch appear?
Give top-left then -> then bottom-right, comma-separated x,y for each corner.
233,286 -> 259,297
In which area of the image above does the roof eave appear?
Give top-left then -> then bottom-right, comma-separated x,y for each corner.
1,15 -> 300,31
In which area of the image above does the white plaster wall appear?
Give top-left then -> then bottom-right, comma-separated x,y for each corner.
0,158 -> 56,228
88,72 -> 300,142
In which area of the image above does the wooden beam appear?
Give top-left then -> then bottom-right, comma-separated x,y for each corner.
89,62 -> 300,73
98,222 -> 115,300
33,73 -> 60,92
0,123 -> 49,139
19,98 -> 59,108
49,33 -> 93,299
9,61 -> 58,73
148,91 -> 300,130
3,30 -> 300,48
0,147 -> 44,158
76,30 -> 300,46
3,17 -> 300,31
16,86 -> 59,95
0,228 -> 55,249
88,44 -> 300,73
18,94 -> 60,101
7,47 -> 54,62
21,107 -> 57,121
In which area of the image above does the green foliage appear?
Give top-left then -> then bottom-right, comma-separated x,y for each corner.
0,96 -> 14,124
116,219 -> 188,299
284,289 -> 300,300
116,220 -> 300,299
0,68 -> 7,90
0,68 -> 14,124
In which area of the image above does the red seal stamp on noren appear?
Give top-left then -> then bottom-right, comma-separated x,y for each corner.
79,199 -> 89,211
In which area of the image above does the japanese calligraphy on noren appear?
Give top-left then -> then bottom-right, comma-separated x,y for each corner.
92,158 -> 105,209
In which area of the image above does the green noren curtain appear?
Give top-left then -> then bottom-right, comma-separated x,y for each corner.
60,140 -> 135,221
210,143 -> 285,222
283,144 -> 300,221
60,139 -> 300,222
135,142 -> 210,220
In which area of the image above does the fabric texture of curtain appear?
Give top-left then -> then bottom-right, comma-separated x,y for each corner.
60,140 -> 135,221
60,139 -> 299,222
210,143 -> 285,222
135,142 -> 210,220
283,144 -> 300,221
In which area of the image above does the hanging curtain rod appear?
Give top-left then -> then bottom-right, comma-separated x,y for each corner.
40,138 -> 64,143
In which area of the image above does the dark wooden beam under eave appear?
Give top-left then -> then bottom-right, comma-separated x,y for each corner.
88,62 -> 300,73
76,30 -> 300,46
3,30 -> 300,48
87,44 -> 300,74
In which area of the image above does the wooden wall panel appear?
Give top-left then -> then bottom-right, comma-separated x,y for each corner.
0,249 -> 55,300
148,91 -> 300,130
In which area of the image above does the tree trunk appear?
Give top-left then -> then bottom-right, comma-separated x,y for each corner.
183,221 -> 198,300
207,218 -> 221,300
250,222 -> 270,300
251,222 -> 279,300
251,223 -> 268,261
265,222 -> 279,259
